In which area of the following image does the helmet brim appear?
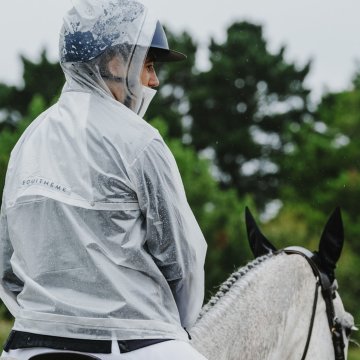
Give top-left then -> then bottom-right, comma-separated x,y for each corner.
149,47 -> 187,62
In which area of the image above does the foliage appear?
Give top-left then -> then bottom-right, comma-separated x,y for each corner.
0,319 -> 13,348
188,22 -> 312,208
0,50 -> 63,125
0,96 -> 46,203
352,65 -> 360,91
349,348 -> 360,360
280,86 -> 360,214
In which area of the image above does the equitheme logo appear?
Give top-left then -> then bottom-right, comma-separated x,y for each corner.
21,177 -> 71,195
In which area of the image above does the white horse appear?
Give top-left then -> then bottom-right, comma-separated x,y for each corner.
191,208 -> 356,360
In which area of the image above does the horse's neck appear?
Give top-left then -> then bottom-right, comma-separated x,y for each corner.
191,254 -> 328,360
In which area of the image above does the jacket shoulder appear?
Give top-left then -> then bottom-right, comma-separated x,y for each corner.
86,93 -> 161,161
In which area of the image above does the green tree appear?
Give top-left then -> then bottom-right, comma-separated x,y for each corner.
281,84 -> 360,244
188,22 -> 312,208
0,50 -> 64,123
352,65 -> 360,90
0,96 -> 47,204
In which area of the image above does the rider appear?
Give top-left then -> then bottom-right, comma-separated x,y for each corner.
0,0 -> 207,359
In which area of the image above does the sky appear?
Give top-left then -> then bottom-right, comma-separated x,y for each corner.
1,0 -> 360,103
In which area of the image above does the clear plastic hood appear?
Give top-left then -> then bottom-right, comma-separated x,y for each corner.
59,0 -> 157,113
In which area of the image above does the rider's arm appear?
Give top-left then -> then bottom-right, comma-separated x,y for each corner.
0,195 -> 24,316
130,137 -> 207,329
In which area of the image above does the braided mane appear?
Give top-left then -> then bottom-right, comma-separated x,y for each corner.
198,253 -> 274,319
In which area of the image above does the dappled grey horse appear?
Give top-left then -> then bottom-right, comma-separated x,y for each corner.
26,208 -> 355,360
191,207 -> 356,360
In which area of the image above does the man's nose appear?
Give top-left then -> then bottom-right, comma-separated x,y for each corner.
149,71 -> 160,88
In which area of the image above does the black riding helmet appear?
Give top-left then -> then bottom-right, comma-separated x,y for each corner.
149,21 -> 186,62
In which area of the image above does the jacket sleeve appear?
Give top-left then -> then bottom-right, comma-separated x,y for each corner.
0,196 -> 24,316
130,137 -> 207,329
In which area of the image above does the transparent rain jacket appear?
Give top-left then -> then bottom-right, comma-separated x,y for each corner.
0,0 -> 207,341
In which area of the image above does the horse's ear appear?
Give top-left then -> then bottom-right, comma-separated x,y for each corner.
318,207 -> 344,280
245,207 -> 277,258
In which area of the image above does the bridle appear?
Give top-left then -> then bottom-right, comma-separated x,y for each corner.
281,246 -> 346,360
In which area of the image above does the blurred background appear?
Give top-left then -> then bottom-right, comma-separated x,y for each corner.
0,0 -> 360,358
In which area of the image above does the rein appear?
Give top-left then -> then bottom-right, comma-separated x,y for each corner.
281,246 -> 345,360
300,279 -> 320,360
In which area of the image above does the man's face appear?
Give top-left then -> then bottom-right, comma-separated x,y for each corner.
140,59 -> 160,88
105,56 -> 159,103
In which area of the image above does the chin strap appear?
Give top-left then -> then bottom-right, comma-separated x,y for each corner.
100,75 -> 124,83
